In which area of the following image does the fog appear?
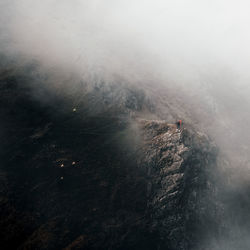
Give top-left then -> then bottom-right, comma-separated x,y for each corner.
3,0 -> 250,84
1,1 -> 250,249
2,0 -> 250,158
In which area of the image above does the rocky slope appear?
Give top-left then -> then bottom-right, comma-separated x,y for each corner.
0,63 -> 223,249
138,120 -> 221,250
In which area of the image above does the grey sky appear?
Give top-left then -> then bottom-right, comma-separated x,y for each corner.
1,0 -> 249,87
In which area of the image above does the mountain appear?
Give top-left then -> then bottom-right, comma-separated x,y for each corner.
0,60 -> 250,250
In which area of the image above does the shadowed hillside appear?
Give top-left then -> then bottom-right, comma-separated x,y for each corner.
0,63 -> 225,249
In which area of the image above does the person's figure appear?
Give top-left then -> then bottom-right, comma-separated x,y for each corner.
176,120 -> 182,129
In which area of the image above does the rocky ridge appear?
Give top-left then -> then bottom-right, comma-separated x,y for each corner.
137,120 -> 220,250
0,64 -> 222,249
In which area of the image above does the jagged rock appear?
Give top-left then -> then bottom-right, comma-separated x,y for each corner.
136,120 -> 220,250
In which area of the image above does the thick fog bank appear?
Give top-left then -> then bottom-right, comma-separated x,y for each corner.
1,0 -> 250,164
3,0 -> 250,82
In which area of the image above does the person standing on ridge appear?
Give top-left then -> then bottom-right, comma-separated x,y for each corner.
176,120 -> 182,129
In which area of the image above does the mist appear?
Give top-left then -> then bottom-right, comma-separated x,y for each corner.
1,1 -> 250,249
2,0 -> 250,158
3,0 -> 250,82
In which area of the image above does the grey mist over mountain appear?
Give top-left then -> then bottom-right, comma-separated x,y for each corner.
3,0 -> 250,155
1,1 -> 250,249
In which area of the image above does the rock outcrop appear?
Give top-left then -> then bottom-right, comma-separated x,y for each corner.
137,120 -> 220,250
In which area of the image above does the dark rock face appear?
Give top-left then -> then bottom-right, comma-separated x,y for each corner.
138,120 -> 220,250
0,64 -> 221,249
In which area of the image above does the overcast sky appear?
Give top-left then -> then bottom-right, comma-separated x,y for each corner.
1,0 -> 249,88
